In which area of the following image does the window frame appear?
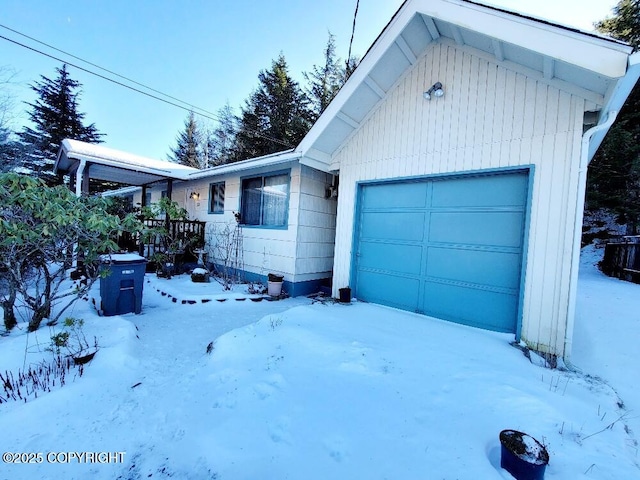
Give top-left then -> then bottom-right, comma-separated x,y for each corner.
239,170 -> 290,229
208,181 -> 225,214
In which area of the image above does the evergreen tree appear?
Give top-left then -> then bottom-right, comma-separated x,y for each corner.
588,0 -> 640,234
234,54 -> 312,160
596,0 -> 640,48
169,111 -> 204,169
343,55 -> 360,83
0,135 -> 27,174
304,33 -> 343,120
19,64 -> 103,185
204,103 -> 238,166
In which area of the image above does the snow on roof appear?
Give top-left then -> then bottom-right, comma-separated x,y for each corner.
58,139 -> 199,180
56,140 -> 302,187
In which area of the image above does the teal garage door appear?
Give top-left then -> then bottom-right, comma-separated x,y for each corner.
354,171 -> 528,333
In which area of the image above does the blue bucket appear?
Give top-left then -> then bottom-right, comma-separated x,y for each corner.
499,430 -> 549,480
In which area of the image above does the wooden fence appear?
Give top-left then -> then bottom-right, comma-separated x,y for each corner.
601,238 -> 640,284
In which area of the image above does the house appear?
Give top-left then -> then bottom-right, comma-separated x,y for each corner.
56,0 -> 640,360
56,140 -> 338,297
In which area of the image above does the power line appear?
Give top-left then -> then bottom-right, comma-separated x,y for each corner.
347,0 -> 360,64
0,23 -> 217,120
0,30 -> 294,149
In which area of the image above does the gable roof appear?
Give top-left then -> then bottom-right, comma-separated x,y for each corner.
297,0 -> 640,172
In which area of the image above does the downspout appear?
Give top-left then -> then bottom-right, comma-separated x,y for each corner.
75,159 -> 86,197
564,110 -> 618,363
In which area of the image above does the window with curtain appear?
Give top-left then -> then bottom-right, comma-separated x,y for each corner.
240,172 -> 289,227
208,182 -> 225,214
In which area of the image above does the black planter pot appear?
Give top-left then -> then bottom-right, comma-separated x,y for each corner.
338,287 -> 351,303
499,430 -> 549,480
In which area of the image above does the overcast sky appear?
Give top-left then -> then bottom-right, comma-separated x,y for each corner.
0,0 -> 620,161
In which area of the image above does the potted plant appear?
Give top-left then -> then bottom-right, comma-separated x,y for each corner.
191,267 -> 210,283
267,273 -> 284,297
499,429 -> 549,480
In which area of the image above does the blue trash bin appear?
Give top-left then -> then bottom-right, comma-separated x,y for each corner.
99,254 -> 147,316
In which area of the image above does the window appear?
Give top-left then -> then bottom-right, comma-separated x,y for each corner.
144,192 -> 152,206
161,190 -> 168,199
240,172 -> 289,227
209,182 -> 225,214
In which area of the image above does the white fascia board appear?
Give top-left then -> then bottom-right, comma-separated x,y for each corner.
61,139 -> 198,177
589,52 -> 640,159
59,139 -> 198,179
424,0 -> 631,77
64,151 -> 182,178
297,0 -> 632,167
187,151 -> 301,180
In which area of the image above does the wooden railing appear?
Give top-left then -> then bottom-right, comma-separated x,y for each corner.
601,237 -> 640,284
117,219 -> 206,263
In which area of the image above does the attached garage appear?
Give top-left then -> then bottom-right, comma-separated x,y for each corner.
296,0 -> 640,358
353,170 -> 529,333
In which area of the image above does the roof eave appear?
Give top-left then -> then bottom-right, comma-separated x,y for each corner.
589,52 -> 640,159
297,0 -> 636,170
187,150 -> 301,179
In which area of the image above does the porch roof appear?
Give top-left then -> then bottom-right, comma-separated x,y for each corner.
55,139 -> 199,186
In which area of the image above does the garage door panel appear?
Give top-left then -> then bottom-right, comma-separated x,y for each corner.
359,241 -> 423,275
426,247 -> 522,289
422,282 -> 518,333
356,271 -> 420,311
431,173 -> 528,208
362,182 -> 428,209
429,211 -> 524,247
360,211 -> 426,242
354,171 -> 527,334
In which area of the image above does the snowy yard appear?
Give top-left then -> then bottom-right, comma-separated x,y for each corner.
0,246 -> 638,479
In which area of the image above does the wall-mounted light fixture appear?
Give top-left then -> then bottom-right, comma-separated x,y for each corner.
190,191 -> 200,200
324,174 -> 339,199
423,82 -> 444,100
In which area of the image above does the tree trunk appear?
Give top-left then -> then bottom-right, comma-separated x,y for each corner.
27,261 -> 53,332
28,301 -> 51,332
2,280 -> 17,331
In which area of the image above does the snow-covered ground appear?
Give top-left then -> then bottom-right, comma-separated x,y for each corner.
0,248 -> 638,479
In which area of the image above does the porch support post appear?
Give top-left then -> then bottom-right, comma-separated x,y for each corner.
81,163 -> 90,196
165,179 -> 173,249
75,160 -> 86,197
82,163 -> 91,196
139,185 -> 148,257
68,167 -> 75,191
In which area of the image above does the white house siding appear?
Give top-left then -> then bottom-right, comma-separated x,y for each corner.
132,162 -> 335,295
331,42 -> 590,357
294,165 -> 338,284
183,162 -> 302,281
